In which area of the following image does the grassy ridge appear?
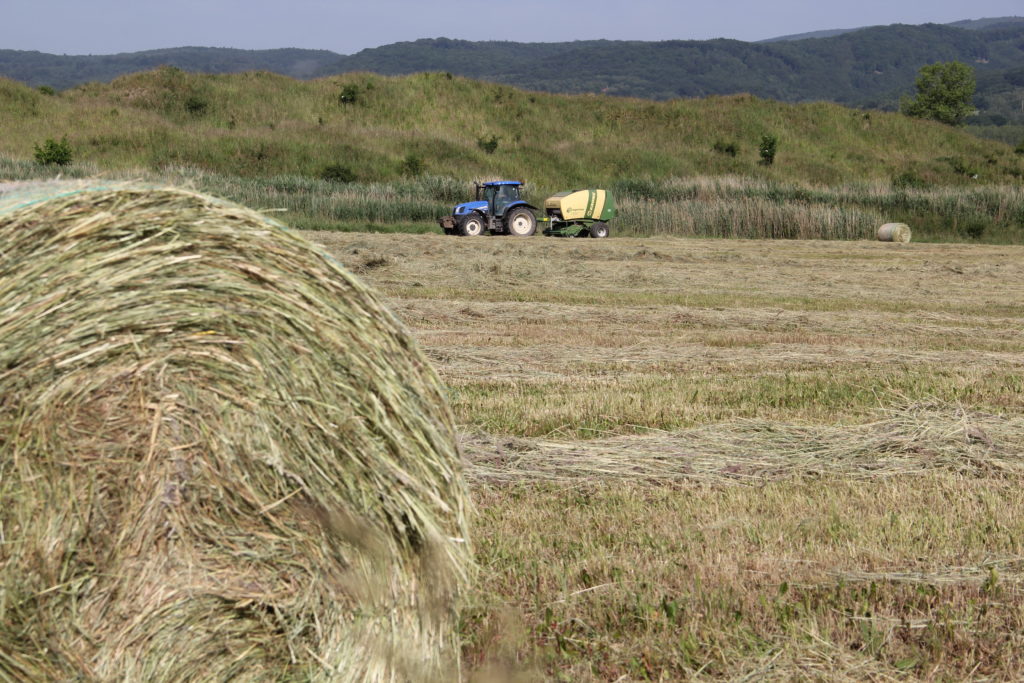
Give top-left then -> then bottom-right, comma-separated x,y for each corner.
2,68 -> 1023,241
1,67 -> 1022,187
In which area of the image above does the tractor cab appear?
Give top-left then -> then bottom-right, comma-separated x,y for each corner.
479,181 -> 523,217
453,181 -> 523,219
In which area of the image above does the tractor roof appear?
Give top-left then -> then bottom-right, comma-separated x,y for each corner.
482,180 -> 522,186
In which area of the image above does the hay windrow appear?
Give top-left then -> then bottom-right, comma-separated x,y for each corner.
462,402 -> 1024,485
0,183 -> 470,681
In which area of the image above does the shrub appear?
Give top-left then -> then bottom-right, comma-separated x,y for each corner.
759,134 -> 778,166
338,85 -> 359,105
944,157 -> 977,177
1015,139 -> 1024,156
477,135 -> 499,155
184,95 -> 208,117
37,85 -> 56,96
892,170 -> 928,190
33,137 -> 73,166
401,154 -> 424,177
320,164 -> 356,183
960,219 -> 988,239
713,140 -> 738,157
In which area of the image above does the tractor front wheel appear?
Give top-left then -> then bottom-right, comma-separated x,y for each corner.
458,214 -> 485,237
506,207 -> 537,237
589,221 -> 609,238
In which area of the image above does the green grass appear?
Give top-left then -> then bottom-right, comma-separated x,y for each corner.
467,477 -> 1024,680
5,159 -> 1022,243
1,68 -> 1022,189
3,68 -> 1024,242
452,367 -> 1024,438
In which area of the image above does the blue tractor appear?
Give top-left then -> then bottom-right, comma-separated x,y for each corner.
438,181 -> 539,237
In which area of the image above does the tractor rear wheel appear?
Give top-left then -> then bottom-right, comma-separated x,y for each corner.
589,221 -> 609,238
506,207 -> 537,237
458,214 -> 485,237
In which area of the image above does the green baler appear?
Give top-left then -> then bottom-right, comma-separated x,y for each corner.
539,188 -> 616,238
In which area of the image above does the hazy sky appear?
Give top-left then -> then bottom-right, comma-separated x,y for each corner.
2,0 -> 1022,55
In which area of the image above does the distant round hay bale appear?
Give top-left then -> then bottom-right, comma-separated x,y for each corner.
877,222 -> 912,243
0,183 -> 470,681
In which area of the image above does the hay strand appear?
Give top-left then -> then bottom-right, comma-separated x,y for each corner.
0,183 -> 470,681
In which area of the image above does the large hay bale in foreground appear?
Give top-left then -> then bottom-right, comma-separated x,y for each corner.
0,184 -> 471,681
877,222 -> 911,243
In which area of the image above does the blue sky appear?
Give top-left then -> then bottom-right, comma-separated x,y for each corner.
2,0 -> 1022,55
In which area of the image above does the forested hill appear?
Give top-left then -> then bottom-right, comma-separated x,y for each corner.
763,16 -> 1024,42
0,47 -> 341,90
2,18 -> 1023,121
325,22 -> 1024,111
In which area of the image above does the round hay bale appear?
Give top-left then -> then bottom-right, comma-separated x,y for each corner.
0,184 -> 471,681
877,222 -> 911,243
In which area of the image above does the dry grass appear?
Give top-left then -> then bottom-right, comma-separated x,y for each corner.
0,184 -> 470,681
465,475 -> 1024,681
310,232 -> 1024,436
461,402 -> 1024,485
305,229 -> 1024,681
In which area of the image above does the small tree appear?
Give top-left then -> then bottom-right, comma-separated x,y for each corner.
901,61 -> 976,126
34,136 -> 73,166
758,134 -> 778,166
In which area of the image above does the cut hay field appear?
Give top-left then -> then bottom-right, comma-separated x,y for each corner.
306,231 -> 1024,681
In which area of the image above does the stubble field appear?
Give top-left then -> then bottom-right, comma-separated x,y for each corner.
306,230 -> 1024,681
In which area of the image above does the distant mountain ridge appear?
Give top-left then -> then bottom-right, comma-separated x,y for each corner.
761,28 -> 865,42
0,46 -> 340,89
762,15 -> 1024,42
2,17 -> 1023,129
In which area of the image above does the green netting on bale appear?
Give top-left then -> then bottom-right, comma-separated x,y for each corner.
0,183 -> 471,681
